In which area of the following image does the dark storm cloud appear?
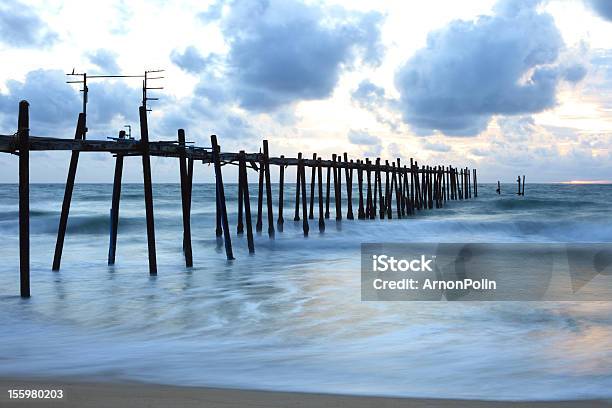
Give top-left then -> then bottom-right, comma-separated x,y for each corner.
0,0 -> 57,47
222,0 -> 384,111
0,69 -> 140,135
586,0 -> 612,21
394,0 -> 586,136
87,49 -> 121,74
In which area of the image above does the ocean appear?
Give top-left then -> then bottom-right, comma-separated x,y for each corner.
0,183 -> 611,400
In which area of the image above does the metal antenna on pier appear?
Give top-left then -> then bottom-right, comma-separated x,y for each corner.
66,71 -> 154,133
142,69 -> 165,112
66,71 -> 88,135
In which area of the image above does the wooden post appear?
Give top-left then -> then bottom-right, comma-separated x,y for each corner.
393,163 -> 401,219
401,166 -> 409,215
177,129 -> 193,267
108,130 -> 125,265
473,169 -> 478,197
256,155 -> 264,232
334,154 -> 342,221
366,159 -> 373,219
325,162 -> 331,219
138,106 -> 158,274
428,166 -> 434,209
215,186 -> 222,237
357,160 -> 365,219
442,166 -> 446,202
294,152 -> 302,221
18,101 -> 30,297
517,175 -> 521,195
438,167 -> 443,207
448,166 -> 452,201
237,162 -> 244,235
385,160 -> 391,219
187,157 -> 194,213
376,158 -> 383,219
449,167 -> 454,199
211,135 -> 234,260
331,154 -> 338,219
52,112 -> 86,271
344,154 -> 354,220
263,140 -> 274,237
278,155 -> 285,226
522,175 -> 525,196
410,159 -> 415,210
372,159 -> 378,218
396,159 -> 404,217
467,167 -> 471,199
299,155 -> 309,236
309,153 -> 316,219
239,151 -> 254,253
421,165 -> 427,208
317,158 -> 325,232
453,167 -> 457,200
496,180 -> 501,195
413,162 -> 420,210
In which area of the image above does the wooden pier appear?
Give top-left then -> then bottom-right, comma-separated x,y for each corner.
2,100 -> 478,297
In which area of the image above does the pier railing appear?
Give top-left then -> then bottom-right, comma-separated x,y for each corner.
2,100 -> 478,297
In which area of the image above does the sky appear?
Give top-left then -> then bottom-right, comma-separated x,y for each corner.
0,0 -> 612,183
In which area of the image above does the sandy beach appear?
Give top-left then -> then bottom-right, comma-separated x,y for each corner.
0,378 -> 610,408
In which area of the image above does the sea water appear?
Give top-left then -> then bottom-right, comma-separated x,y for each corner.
0,183 -> 611,400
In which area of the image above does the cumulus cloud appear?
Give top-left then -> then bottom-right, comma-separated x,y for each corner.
0,69 -> 140,136
347,129 -> 382,156
0,0 -> 57,47
423,141 -> 451,152
221,0 -> 384,111
352,80 -> 386,110
170,46 -> 217,74
87,49 -> 121,74
351,80 -> 399,130
198,0 -> 225,23
497,116 -> 537,142
585,0 -> 612,21
394,0 -> 586,136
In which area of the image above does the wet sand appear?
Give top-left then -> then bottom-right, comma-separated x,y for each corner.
0,378 -> 609,407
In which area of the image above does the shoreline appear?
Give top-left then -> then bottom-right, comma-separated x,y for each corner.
0,378 -> 609,408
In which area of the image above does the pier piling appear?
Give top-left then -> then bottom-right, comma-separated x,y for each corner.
277,155 -> 285,227
309,153 -> 316,220
238,151 -> 255,253
52,113 -> 85,271
263,140 -> 274,237
299,154 -> 309,236
295,152 -> 302,221
317,158 -> 325,232
108,130 -> 125,265
18,101 -> 30,298
178,129 -> 193,267
139,106 -> 158,275
211,135 -> 234,260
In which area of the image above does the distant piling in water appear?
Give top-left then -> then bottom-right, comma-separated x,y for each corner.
1,99 -> 481,297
